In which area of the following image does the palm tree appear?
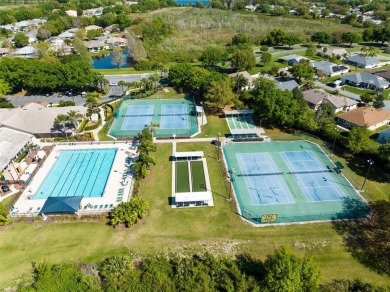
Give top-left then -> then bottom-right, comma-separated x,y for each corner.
84,92 -> 101,115
149,73 -> 160,90
54,114 -> 70,140
233,75 -> 248,93
118,80 -> 127,95
67,110 -> 84,134
95,73 -> 109,92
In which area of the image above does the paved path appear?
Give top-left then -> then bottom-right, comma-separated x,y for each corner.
90,107 -> 106,141
314,81 -> 361,101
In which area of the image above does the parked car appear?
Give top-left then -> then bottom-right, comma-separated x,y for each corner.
1,185 -> 9,192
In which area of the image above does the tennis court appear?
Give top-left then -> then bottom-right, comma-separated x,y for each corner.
110,99 -> 199,138
223,141 -> 364,224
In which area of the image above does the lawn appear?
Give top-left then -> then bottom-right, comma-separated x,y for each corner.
342,85 -> 375,97
146,87 -> 189,99
1,139 -> 389,288
195,114 -> 230,138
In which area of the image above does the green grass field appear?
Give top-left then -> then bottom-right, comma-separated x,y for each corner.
176,161 -> 190,192
1,139 -> 389,288
195,114 -> 230,138
191,161 -> 206,192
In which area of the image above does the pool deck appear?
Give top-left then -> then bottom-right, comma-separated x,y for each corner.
12,144 -> 137,216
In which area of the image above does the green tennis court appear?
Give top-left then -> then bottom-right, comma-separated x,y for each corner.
176,162 -> 190,193
191,161 -> 206,192
223,141 -> 365,224
109,99 -> 199,138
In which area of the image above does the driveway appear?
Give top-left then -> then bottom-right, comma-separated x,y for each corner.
314,81 -> 361,101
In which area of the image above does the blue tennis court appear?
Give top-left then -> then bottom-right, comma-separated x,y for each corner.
121,105 -> 154,130
236,153 -> 294,205
160,104 -> 189,129
33,149 -> 117,199
282,150 -> 345,202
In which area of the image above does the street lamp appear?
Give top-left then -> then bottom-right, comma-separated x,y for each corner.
331,127 -> 339,155
361,159 -> 374,191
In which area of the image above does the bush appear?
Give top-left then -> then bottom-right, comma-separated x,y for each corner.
109,197 -> 149,227
58,100 -> 75,107
133,59 -> 162,71
78,119 -> 88,132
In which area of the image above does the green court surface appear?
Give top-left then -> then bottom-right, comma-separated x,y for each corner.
176,162 -> 190,193
191,161 -> 206,192
109,98 -> 198,138
226,115 -> 256,130
223,141 -> 365,224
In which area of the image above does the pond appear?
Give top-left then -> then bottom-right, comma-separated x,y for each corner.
92,50 -> 133,69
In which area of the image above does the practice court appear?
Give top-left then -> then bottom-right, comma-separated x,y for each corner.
110,99 -> 198,138
223,141 -> 364,224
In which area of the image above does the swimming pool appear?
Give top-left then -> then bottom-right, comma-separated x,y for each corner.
33,149 -> 117,200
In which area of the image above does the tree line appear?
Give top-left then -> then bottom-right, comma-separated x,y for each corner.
17,245 -> 389,291
0,55 -> 104,93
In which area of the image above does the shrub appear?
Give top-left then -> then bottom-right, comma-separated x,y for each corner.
109,197 -> 149,227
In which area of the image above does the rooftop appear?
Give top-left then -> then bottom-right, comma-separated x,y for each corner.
338,107 -> 390,127
0,127 -> 32,170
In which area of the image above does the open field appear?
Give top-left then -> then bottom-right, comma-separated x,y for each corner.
195,114 -> 230,138
1,138 -> 389,288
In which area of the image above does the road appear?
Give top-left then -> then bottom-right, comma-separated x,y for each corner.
5,73 -> 153,107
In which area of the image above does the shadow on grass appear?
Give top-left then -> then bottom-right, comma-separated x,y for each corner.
332,199 -> 390,276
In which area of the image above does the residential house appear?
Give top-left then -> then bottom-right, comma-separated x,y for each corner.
317,47 -> 348,59
345,54 -> 381,69
321,94 -> 358,113
279,54 -> 309,66
104,24 -> 119,34
106,36 -> 127,47
57,29 -> 76,40
340,72 -> 389,90
302,89 -> 326,110
10,46 -> 37,58
0,104 -> 88,138
83,7 -> 103,17
85,25 -> 103,32
311,61 -> 349,77
337,107 -> 390,130
276,80 -> 299,91
0,127 -> 33,181
84,40 -> 107,52
371,70 -> 390,82
65,10 -> 78,17
377,127 -> 390,144
228,71 -> 254,90
303,89 -> 358,113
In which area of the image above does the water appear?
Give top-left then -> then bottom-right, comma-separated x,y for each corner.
33,149 -> 117,199
175,0 -> 210,4
92,50 -> 133,69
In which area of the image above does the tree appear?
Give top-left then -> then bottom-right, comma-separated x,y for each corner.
360,93 -> 373,104
116,13 -> 132,31
168,63 -> 193,90
288,60 -> 315,83
127,31 -> 147,62
54,114 -> 69,137
342,32 -> 362,48
14,32 -> 29,48
231,50 -> 256,71
74,28 -> 86,40
205,79 -> 236,111
67,110 -> 84,133
231,33 -> 251,46
118,80 -> 127,95
100,256 -> 133,289
305,43 -> 317,58
373,93 -> 385,109
2,39 -> 12,49
316,102 -> 334,125
200,47 -> 225,67
262,29 -> 288,46
263,246 -> 320,291
33,41 -> 51,59
0,79 -> 10,98
109,197 -> 149,227
232,74 -> 248,93
361,46 -> 378,57
0,202 -> 8,226
285,35 -> 300,48
311,31 -> 333,46
346,126 -> 371,153
111,47 -> 127,68
260,52 -> 271,64
84,92 -> 101,114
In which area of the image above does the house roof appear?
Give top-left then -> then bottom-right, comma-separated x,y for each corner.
0,106 -> 87,135
106,37 -> 127,44
322,47 -> 348,57
279,54 -> 308,62
325,95 -> 358,108
338,107 -> 390,127
311,61 -> 349,75
84,40 -> 105,48
85,25 -> 102,31
11,46 -> 36,56
347,54 -> 380,67
277,80 -> 299,91
0,48 -> 10,54
228,71 -> 253,84
0,127 -> 32,171
340,72 -> 389,88
303,89 -> 327,105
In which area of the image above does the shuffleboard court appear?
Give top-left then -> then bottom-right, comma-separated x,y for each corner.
191,161 -> 206,192
223,141 -> 365,224
176,162 -> 190,193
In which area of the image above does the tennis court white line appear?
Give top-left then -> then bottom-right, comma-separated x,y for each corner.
237,154 -> 260,205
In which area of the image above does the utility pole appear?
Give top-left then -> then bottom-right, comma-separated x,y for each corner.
361,159 -> 374,192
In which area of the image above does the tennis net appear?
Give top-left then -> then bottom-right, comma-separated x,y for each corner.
121,114 -> 153,117
238,171 -> 284,177
289,169 -> 330,175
